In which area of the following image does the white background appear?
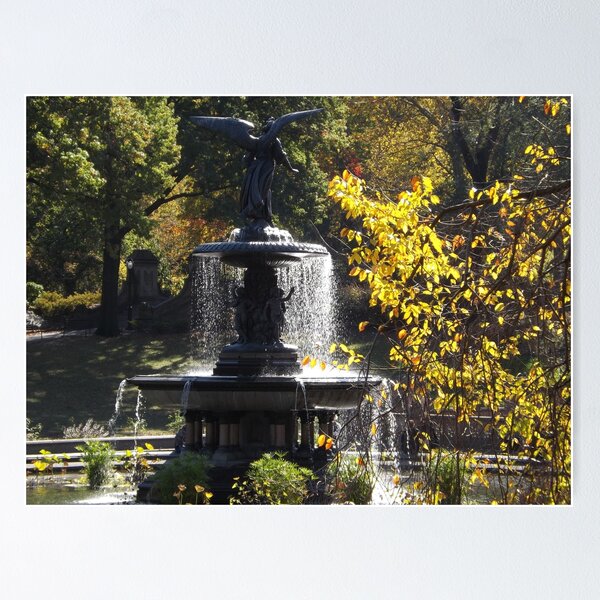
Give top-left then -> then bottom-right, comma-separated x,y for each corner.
1,1 -> 598,598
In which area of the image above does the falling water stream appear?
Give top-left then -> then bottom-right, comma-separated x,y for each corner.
108,379 -> 127,434
190,254 -> 338,366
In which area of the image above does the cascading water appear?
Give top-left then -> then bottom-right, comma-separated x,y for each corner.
190,253 -> 338,365
279,254 -> 339,358
108,379 -> 127,435
190,256 -> 241,366
180,379 -> 192,415
132,389 -> 144,444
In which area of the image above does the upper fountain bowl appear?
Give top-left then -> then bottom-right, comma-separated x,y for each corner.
192,221 -> 328,268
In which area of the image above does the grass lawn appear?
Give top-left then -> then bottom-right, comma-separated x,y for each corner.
27,332 -> 195,438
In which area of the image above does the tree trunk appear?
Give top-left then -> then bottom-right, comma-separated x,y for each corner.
96,137 -> 122,337
96,227 -> 122,336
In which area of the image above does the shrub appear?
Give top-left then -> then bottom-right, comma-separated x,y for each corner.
230,452 -> 313,505
424,450 -> 468,505
26,418 -> 43,440
326,453 -> 374,505
32,291 -> 101,319
26,281 -> 44,307
150,453 -> 211,504
63,418 -> 108,439
76,440 -> 115,489
166,410 -> 186,433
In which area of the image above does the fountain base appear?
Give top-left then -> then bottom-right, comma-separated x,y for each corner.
213,342 -> 300,376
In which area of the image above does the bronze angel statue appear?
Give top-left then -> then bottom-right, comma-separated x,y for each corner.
190,109 -> 323,224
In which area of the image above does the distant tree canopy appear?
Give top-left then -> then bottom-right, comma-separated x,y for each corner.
27,96 -> 570,341
27,96 -> 350,331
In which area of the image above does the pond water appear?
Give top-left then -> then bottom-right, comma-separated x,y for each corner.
27,478 -> 136,505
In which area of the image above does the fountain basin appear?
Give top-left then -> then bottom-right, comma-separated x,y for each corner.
192,240 -> 328,268
127,374 -> 380,411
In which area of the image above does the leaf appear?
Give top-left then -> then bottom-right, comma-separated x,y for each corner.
320,360 -> 327,371
371,423 -> 377,435
329,343 -> 337,353
566,123 -> 571,135
317,434 -> 326,447
397,329 -> 407,340
144,442 -> 154,450
325,437 -> 334,450
204,492 -> 213,500
301,355 -> 311,367
392,473 -> 401,486
194,485 -> 205,493
358,321 -> 369,332
309,357 -> 317,368
33,460 -> 48,471
518,96 -> 525,103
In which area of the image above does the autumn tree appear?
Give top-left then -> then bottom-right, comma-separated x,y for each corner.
27,97 -> 181,335
325,97 -> 571,504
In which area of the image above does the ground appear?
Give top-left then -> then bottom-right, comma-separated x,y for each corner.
27,331 -> 193,437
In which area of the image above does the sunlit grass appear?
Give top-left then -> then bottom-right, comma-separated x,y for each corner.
27,332 -> 193,438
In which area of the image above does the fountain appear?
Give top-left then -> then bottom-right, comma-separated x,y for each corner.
127,109 -> 380,502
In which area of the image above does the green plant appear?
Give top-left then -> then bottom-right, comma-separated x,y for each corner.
26,418 -> 43,440
32,291 -> 101,319
424,450 -> 469,505
150,453 -> 211,504
122,443 -> 158,485
76,440 -> 115,489
126,416 -> 147,434
230,452 -> 313,505
62,418 -> 108,439
26,282 -> 44,307
31,449 -> 69,475
166,410 -> 185,433
326,453 -> 373,505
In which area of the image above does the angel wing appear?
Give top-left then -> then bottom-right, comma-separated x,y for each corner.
189,116 -> 259,152
259,108 -> 323,148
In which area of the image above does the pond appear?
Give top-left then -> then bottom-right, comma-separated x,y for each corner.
27,476 -> 136,505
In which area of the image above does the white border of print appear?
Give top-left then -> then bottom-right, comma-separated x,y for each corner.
2,1 -> 597,599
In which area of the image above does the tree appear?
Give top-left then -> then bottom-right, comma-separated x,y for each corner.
28,97 -> 181,335
326,97 -> 571,504
344,96 -> 570,205
27,96 -> 351,334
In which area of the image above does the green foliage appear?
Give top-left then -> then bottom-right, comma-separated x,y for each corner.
62,418 -> 108,439
326,454 -> 373,505
76,440 -> 115,489
32,290 -> 100,319
122,443 -> 157,486
424,450 -> 468,505
26,282 -> 44,306
150,453 -> 211,504
230,452 -> 313,505
31,449 -> 70,475
26,418 -> 43,440
166,410 -> 186,433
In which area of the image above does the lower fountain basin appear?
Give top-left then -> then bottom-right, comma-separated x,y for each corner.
127,374 -> 381,411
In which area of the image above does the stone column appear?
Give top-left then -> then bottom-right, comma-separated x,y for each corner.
204,413 -> 217,450
194,416 -> 203,450
297,412 -> 316,453
184,413 -> 195,450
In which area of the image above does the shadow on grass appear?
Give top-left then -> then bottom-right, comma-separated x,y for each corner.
27,332 -> 196,438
